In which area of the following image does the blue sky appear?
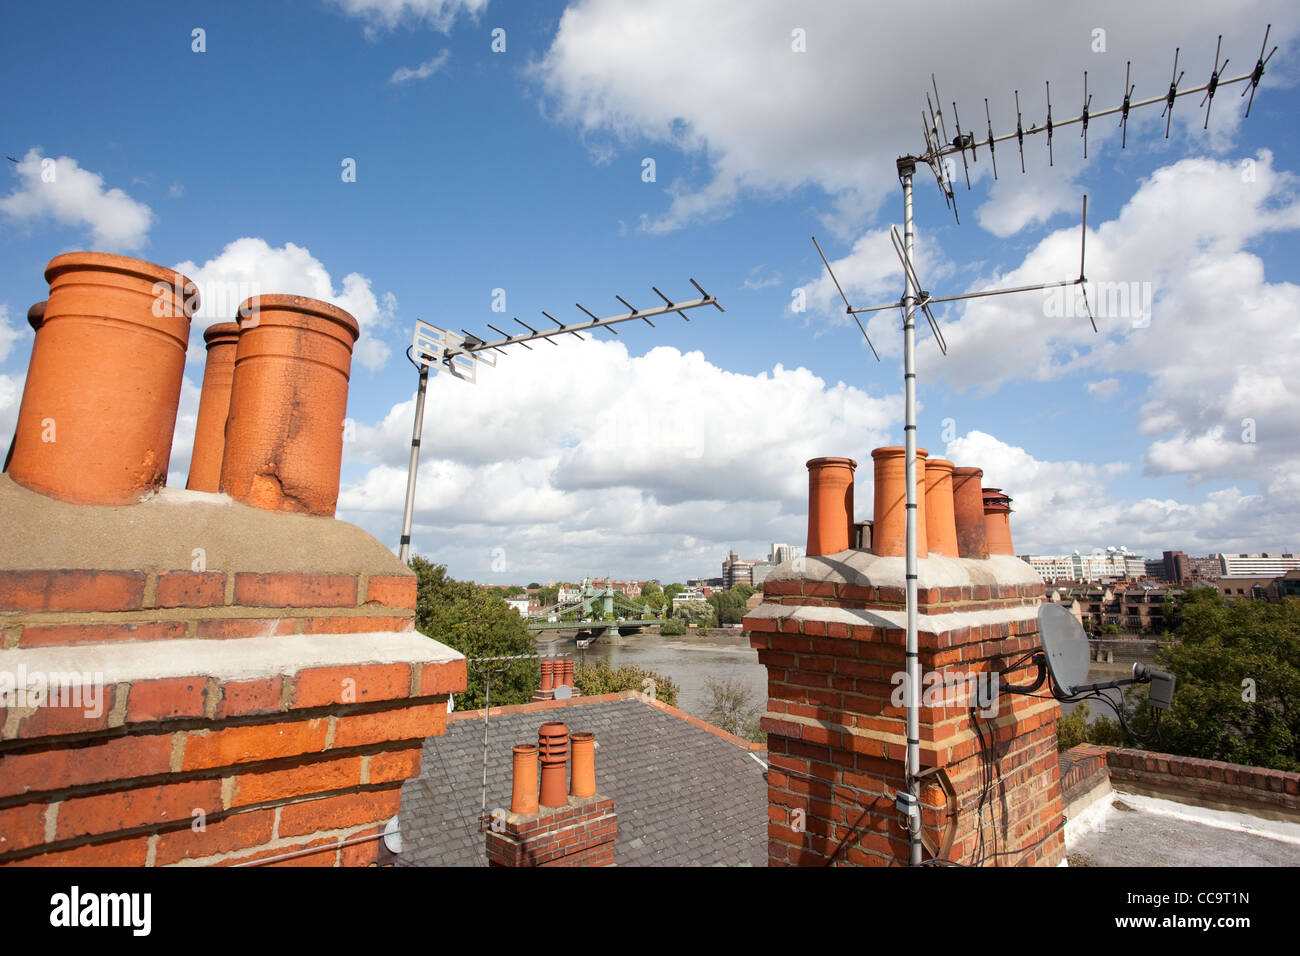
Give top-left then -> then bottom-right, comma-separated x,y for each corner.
2,0 -> 1298,583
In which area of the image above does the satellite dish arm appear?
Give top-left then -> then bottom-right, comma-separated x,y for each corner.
1000,653 -> 1048,694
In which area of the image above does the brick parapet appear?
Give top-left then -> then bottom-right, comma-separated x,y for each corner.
485,794 -> 617,867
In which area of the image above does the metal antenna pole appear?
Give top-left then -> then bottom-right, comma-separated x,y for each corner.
398,348 -> 429,564
898,158 -> 923,867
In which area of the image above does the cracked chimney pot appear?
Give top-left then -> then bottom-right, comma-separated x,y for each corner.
186,322 -> 242,493
924,458 -> 959,558
7,253 -> 197,505
510,744 -> 540,815
569,732 -> 596,799
219,295 -> 359,517
870,446 -> 929,557
806,457 -> 857,557
982,487 -> 1015,556
537,722 -> 570,808
951,467 -> 989,559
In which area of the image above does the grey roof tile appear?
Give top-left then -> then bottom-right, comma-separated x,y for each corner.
394,697 -> 767,867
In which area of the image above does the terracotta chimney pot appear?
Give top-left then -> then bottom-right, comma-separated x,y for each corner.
7,252 -> 197,505
186,322 -> 242,492
537,722 -> 570,808
924,458 -> 960,558
569,731 -> 596,799
951,467 -> 989,559
510,744 -> 539,815
561,658 -> 574,688
870,446 -> 929,557
219,295 -> 359,517
806,457 -> 857,557
540,659 -> 555,692
982,487 -> 1015,556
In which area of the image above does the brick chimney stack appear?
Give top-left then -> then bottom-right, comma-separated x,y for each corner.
747,445 -> 1062,866
487,724 -> 617,867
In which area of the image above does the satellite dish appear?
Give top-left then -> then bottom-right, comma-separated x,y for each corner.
1037,603 -> 1091,696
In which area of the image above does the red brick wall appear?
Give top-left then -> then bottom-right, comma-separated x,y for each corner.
485,796 -> 617,867
0,562 -> 465,866
0,570 -> 417,649
747,564 -> 1066,867
1104,747 -> 1300,814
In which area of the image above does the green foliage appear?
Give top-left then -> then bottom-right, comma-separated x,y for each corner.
707,585 -> 755,625
411,557 -> 538,711
659,617 -> 687,636
702,676 -> 766,742
1056,591 -> 1300,771
663,583 -> 685,603
535,586 -> 559,609
640,581 -> 665,612
574,659 -> 679,707
674,599 -> 716,629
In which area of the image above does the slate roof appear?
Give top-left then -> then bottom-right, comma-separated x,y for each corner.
394,693 -> 768,867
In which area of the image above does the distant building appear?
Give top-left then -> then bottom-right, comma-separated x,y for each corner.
770,543 -> 799,565
751,561 -> 777,586
1216,577 -> 1273,601
1186,555 -> 1222,581
1217,553 -> 1300,577
722,551 -> 758,589
1021,549 -> 1144,584
687,577 -> 724,589
506,598 -> 530,617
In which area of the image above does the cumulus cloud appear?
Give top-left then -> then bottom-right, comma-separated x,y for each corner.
390,49 -> 450,84
173,238 -> 399,372
331,0 -> 487,35
0,148 -> 154,250
1086,378 -> 1120,400
531,0 -> 1294,234
338,338 -> 901,578
942,430 -> 1291,555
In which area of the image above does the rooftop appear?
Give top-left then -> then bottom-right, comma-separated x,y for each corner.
395,691 -> 767,867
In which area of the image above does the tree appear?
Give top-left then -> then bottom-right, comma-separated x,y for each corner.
703,677 -> 765,742
664,582 -> 685,603
660,617 -> 687,636
411,557 -> 538,711
535,586 -> 559,609
675,599 -> 715,629
526,582 -> 542,590
640,581 -> 665,613
707,585 -> 755,625
574,660 -> 679,707
1059,590 -> 1300,771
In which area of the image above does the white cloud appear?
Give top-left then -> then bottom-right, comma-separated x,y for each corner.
0,304 -> 25,365
390,49 -> 450,84
0,148 -> 154,251
173,238 -> 398,372
168,183 -> 184,199
338,338 -> 901,578
1086,378 -> 1120,400
742,265 -> 781,291
531,0 -> 1295,234
331,0 -> 488,34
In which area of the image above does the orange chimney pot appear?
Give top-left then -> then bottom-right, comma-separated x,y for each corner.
924,458 -> 960,558
186,322 -> 242,493
569,731 -> 596,799
982,487 -> 1015,556
537,722 -> 570,808
510,744 -> 540,815
951,467 -> 989,559
540,659 -> 555,693
219,295 -> 359,517
805,457 -> 857,557
870,446 -> 929,557
7,252 -> 197,505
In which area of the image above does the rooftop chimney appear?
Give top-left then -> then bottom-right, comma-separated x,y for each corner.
538,721 -> 570,808
489,726 -> 617,867
923,458 -> 959,558
219,295 -> 359,517
983,487 -> 1016,556
805,457 -> 856,557
951,467 -> 990,559
186,322 -> 242,492
7,252 -> 198,505
870,446 -> 928,557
